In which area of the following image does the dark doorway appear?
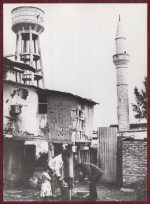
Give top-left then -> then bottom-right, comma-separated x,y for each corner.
53,143 -> 63,157
90,148 -> 97,165
24,145 -> 36,179
3,139 -> 24,185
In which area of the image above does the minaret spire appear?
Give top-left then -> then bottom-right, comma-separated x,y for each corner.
113,16 -> 130,131
116,14 -> 126,40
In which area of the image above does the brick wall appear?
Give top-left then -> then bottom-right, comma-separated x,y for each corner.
122,141 -> 147,187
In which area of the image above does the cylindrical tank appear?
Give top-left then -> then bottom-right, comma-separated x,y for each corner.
11,6 -> 44,34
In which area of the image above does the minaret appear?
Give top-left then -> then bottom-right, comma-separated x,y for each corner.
113,15 -> 130,131
11,6 -> 45,88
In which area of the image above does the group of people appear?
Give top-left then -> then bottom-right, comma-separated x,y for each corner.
39,150 -> 69,200
36,149 -> 103,201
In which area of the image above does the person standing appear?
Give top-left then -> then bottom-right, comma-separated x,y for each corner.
48,150 -> 70,196
40,168 -> 52,200
76,163 -> 103,201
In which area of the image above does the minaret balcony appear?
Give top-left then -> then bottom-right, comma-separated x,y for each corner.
113,53 -> 130,66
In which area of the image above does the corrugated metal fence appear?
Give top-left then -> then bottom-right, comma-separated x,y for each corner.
97,127 -> 117,184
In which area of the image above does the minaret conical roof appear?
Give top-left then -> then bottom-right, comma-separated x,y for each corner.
116,15 -> 126,39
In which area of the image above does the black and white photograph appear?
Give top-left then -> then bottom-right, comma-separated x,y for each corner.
3,3 -> 147,201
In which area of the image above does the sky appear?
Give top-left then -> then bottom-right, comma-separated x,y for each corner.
3,3 -> 147,129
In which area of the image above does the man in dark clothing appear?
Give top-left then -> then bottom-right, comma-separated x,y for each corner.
76,163 -> 103,201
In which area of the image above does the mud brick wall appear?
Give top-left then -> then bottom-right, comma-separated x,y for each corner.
122,141 -> 147,187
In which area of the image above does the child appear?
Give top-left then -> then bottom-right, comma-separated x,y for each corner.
40,168 -> 52,200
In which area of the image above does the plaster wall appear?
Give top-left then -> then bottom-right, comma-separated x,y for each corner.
3,82 -> 46,137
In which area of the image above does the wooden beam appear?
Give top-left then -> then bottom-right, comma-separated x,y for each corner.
48,143 -> 54,162
37,36 -> 45,88
15,32 -> 20,61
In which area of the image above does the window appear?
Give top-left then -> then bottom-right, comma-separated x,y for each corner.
38,91 -> 47,114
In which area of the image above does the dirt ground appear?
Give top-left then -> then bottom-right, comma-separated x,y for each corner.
3,181 -> 139,202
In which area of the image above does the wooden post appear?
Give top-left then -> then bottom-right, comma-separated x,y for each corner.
29,27 -> 34,85
15,32 -> 20,61
68,145 -> 74,201
23,40 -> 26,53
34,39 -> 36,54
34,39 -> 38,70
29,27 -> 33,67
78,145 -> 81,163
37,36 -> 45,88
48,143 -> 54,162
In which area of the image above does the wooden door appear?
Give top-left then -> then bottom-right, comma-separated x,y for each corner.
97,127 -> 117,184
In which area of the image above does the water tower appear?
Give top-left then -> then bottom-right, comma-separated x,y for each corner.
11,6 -> 45,88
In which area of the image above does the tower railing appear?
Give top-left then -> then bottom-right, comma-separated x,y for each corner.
113,53 -> 130,66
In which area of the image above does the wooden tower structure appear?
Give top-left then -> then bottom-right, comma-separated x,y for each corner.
11,6 -> 45,88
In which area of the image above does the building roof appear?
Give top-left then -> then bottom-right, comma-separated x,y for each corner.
4,57 -> 99,106
11,6 -> 45,14
110,123 -> 147,129
45,88 -> 98,105
4,57 -> 35,72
